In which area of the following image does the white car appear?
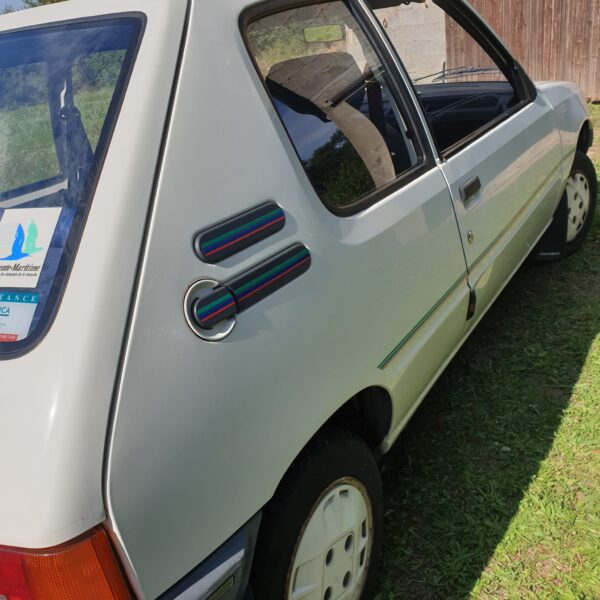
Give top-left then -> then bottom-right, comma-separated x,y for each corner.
0,0 -> 595,599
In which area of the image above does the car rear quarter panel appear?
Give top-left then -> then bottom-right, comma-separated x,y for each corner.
104,0 -> 472,597
0,0 -> 187,550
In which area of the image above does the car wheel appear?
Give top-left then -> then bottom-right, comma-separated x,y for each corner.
250,429 -> 383,600
564,150 -> 597,256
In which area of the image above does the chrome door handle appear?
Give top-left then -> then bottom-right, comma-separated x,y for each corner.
459,176 -> 481,206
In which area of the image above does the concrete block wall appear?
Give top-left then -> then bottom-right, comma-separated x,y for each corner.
372,2 -> 447,81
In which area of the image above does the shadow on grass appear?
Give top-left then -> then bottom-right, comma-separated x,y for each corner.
376,205 -> 600,599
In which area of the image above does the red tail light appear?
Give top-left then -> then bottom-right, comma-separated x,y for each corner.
0,526 -> 132,600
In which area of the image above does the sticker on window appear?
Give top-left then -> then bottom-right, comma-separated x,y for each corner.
0,291 -> 39,342
0,208 -> 61,289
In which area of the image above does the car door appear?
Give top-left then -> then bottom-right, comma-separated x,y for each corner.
106,1 -> 469,597
365,0 -> 564,318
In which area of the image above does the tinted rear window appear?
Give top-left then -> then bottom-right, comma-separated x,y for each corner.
0,16 -> 144,359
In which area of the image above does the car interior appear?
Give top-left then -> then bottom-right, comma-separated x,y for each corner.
415,80 -> 519,151
267,52 -> 416,184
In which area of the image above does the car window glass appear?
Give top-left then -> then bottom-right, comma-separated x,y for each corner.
246,1 -> 421,212
0,18 -> 143,359
366,0 -> 519,153
73,49 -> 127,151
0,63 -> 60,194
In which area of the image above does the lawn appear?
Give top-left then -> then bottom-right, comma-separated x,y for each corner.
0,87 -> 112,195
0,102 -> 59,193
377,104 -> 600,599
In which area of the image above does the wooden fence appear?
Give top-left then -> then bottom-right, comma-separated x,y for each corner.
449,0 -> 600,101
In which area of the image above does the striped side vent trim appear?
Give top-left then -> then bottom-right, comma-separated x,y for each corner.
194,201 -> 285,264
189,244 -> 311,331
192,286 -> 237,330
228,244 -> 311,313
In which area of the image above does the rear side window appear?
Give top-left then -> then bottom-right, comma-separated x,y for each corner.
0,64 -> 59,194
245,1 -> 423,214
0,17 -> 144,359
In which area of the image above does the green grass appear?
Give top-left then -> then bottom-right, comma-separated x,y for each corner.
0,86 -> 111,195
377,104 -> 600,599
75,86 -> 114,151
0,102 -> 59,193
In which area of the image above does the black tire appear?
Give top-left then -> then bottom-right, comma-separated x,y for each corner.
250,429 -> 383,600
564,150 -> 597,257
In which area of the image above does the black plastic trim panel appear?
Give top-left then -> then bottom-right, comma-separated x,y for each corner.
192,286 -> 238,330
190,243 -> 311,330
159,512 -> 262,600
227,243 -> 311,313
194,202 -> 285,264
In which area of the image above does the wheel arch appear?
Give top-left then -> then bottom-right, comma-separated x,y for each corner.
577,119 -> 594,154
276,386 -> 392,490
250,409 -> 385,599
321,386 -> 393,451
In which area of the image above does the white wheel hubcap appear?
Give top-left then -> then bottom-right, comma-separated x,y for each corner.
286,478 -> 373,600
565,171 -> 591,243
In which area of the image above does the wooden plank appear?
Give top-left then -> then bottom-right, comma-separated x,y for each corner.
566,0 -> 576,83
555,0 -> 565,81
572,0 -> 585,89
479,0 -> 491,69
561,0 -> 571,81
514,0 -> 525,67
587,0 -> 600,99
528,0 -> 538,79
579,0 -> 592,96
492,0 -> 504,50
535,0 -> 545,80
443,0 -> 600,99
445,13 -> 457,70
504,0 -> 511,56
547,0 -> 558,80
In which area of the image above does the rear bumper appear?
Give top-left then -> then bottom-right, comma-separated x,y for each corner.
158,512 -> 261,600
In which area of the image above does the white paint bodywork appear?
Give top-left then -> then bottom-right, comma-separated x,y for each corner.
537,81 -> 590,176
0,0 -> 187,548
0,1 -> 592,599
